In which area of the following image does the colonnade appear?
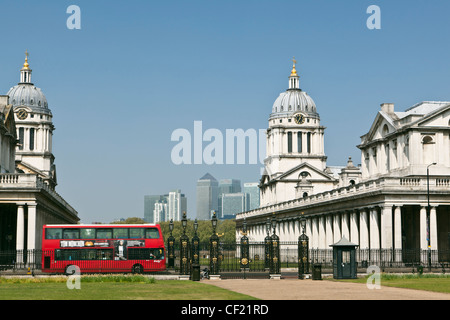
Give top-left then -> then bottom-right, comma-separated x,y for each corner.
242,205 -> 440,253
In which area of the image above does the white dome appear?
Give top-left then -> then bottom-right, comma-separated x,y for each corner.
7,84 -> 49,110
272,89 -> 317,115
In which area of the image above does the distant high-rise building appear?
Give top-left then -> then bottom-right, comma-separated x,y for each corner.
244,182 -> 260,211
144,195 -> 165,223
168,189 -> 187,222
218,179 -> 241,216
196,173 -> 219,220
144,191 -> 187,223
221,193 -> 246,219
153,201 -> 167,223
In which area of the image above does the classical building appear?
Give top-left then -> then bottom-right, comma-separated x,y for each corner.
236,60 -> 450,265
260,59 -> 339,206
0,53 -> 78,254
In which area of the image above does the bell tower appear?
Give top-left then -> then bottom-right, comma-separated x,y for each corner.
7,51 -> 57,188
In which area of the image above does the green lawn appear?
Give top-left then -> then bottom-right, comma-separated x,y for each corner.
0,275 -> 258,300
339,274 -> 450,294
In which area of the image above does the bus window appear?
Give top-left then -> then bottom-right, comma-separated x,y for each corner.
96,228 -> 112,239
113,228 -> 129,239
80,228 -> 96,239
128,248 -> 164,260
145,228 -> 159,239
46,228 -> 62,239
129,228 -> 144,239
63,229 -> 80,239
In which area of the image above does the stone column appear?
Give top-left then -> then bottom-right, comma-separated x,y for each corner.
312,217 -> 319,249
325,215 -> 333,248
333,213 -> 341,243
318,216 -> 326,249
370,207 -> 380,262
350,211 -> 359,245
430,206 -> 438,251
16,205 -> 25,264
359,209 -> 370,249
420,206 -> 428,251
381,205 -> 393,249
341,212 -> 350,240
27,203 -> 37,251
394,206 -> 402,262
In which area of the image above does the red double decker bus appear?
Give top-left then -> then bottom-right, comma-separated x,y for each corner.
42,224 -> 166,274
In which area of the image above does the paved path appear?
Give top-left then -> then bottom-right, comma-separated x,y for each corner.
207,278 -> 450,300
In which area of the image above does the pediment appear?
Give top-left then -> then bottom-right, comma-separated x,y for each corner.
275,162 -> 336,182
416,104 -> 450,127
363,112 -> 397,144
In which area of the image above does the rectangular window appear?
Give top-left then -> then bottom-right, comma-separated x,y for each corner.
129,228 -> 145,239
46,228 -> 62,240
113,228 -> 129,239
96,228 -> 112,239
128,248 -> 164,260
287,132 -> 292,153
19,128 -> 24,150
297,132 -> 302,153
145,228 -> 160,239
55,249 -> 113,261
63,229 -> 80,239
29,128 -> 35,151
307,132 -> 311,153
80,228 -> 96,239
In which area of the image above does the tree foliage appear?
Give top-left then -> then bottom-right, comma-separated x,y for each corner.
110,217 -> 146,224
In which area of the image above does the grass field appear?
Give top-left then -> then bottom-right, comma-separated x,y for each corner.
0,275 -> 258,300
340,274 -> 450,294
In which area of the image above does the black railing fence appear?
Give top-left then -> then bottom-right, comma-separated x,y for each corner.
2,244 -> 450,274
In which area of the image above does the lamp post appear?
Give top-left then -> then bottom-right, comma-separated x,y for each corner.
427,162 -> 436,272
298,212 -> 309,279
179,212 -> 190,276
264,217 -> 271,270
270,214 -> 280,276
167,219 -> 175,268
209,212 -> 220,276
192,219 -> 200,266
240,219 -> 250,270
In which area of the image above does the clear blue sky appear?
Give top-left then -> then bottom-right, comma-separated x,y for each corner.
0,1 -> 449,223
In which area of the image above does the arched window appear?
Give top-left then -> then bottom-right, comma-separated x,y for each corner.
422,135 -> 435,165
382,124 -> 389,137
299,171 -> 310,179
303,192 -> 308,198
422,135 -> 433,144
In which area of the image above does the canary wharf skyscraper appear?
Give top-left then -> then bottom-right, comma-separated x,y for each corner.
196,173 -> 218,220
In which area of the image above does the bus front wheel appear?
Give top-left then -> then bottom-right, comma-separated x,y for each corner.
132,264 -> 144,274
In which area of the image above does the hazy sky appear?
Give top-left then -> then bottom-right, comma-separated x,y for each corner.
0,1 -> 449,223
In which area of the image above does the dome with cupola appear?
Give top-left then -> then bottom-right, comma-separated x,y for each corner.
6,51 -> 50,114
270,59 -> 318,118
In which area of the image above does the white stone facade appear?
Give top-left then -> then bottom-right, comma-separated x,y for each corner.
0,53 -> 78,253
236,62 -> 450,264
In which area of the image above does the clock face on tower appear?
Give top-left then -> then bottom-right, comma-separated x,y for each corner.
294,113 -> 305,125
17,109 -> 28,120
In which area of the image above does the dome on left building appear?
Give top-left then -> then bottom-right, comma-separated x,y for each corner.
6,51 -> 50,114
